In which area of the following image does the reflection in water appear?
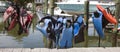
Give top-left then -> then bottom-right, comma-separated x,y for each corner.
0,29 -> 45,48
22,28 -> 45,48
0,35 -> 23,48
0,13 -> 45,48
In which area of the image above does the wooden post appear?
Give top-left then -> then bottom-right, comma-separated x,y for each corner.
84,0 -> 89,47
48,0 -> 56,48
112,0 -> 120,47
93,28 -> 96,36
32,1 -> 36,14
44,0 -> 48,15
50,0 -> 56,15
98,36 -> 101,47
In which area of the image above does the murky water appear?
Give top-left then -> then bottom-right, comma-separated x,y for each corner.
0,13 -> 120,48
0,13 -> 45,48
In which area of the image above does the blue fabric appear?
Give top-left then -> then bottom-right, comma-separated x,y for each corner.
77,16 -> 83,23
36,19 -> 51,37
58,18 -> 73,48
57,17 -> 63,23
73,16 -> 83,36
55,18 -> 63,48
59,26 -> 73,48
92,10 -> 104,38
74,23 -> 81,36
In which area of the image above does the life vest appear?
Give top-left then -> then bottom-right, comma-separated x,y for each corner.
96,5 -> 117,25
3,6 -> 14,22
36,19 -> 51,37
59,19 -> 73,48
74,16 -> 85,43
74,16 -> 83,36
55,17 -> 63,47
59,26 -> 73,48
92,10 -> 104,38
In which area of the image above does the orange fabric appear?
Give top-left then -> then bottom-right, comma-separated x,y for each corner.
96,5 -> 117,24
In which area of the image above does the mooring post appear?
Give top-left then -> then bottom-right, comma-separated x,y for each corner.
44,0 -> 48,15
48,0 -> 56,48
50,0 -> 56,16
84,0 -> 89,47
98,35 -> 101,47
112,0 -> 120,47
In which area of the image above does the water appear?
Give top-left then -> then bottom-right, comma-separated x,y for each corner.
0,13 -> 45,48
0,13 -> 120,48
0,29 -> 45,48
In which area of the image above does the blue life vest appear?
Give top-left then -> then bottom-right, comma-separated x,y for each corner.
55,17 -> 63,47
92,10 -> 104,38
59,19 -> 73,48
74,16 -> 83,36
36,19 -> 51,37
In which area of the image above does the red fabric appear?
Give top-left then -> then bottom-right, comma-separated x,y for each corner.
8,19 -> 17,31
96,5 -> 117,25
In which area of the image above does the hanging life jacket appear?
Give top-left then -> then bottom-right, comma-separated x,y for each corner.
59,19 -> 73,48
92,10 -> 104,38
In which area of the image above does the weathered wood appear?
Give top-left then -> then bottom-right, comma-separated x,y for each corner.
44,0 -> 48,15
105,47 -> 120,52
84,0 -> 89,47
57,49 -> 67,52
2,48 -> 13,52
31,48 -> 41,52
40,48 -> 50,52
22,48 -> 31,52
112,0 -> 120,47
0,48 -> 3,52
50,0 -> 56,15
49,49 -> 58,52
67,48 -> 81,52
12,48 -> 22,52
64,48 -> 114,52
0,48 -> 120,52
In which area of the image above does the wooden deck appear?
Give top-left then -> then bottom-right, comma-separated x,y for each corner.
0,47 -> 120,52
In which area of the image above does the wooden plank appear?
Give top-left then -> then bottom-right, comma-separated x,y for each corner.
105,47 -> 120,52
12,48 -> 22,52
83,48 -> 106,52
31,48 -> 41,52
40,48 -> 50,52
66,48 -> 113,52
49,48 -> 58,52
67,48 -> 80,52
0,48 -> 120,52
0,48 -> 3,52
57,49 -> 67,52
2,48 -> 13,52
22,48 -> 31,52
67,48 -> 93,52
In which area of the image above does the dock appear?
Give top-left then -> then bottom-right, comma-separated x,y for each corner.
0,47 -> 120,52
